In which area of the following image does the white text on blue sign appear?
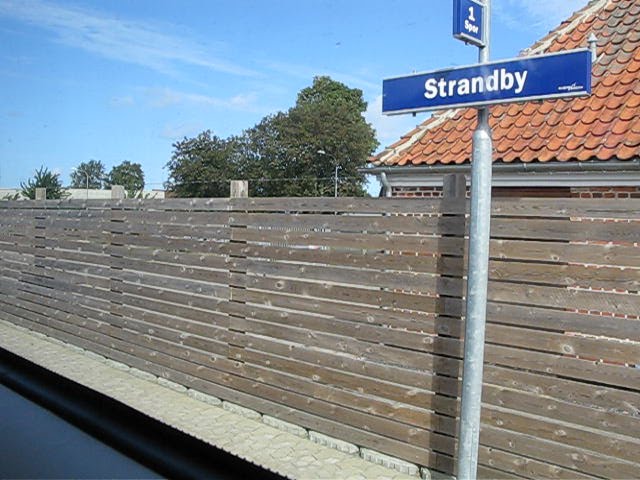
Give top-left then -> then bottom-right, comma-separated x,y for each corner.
424,68 -> 528,100
382,49 -> 592,115
453,0 -> 485,47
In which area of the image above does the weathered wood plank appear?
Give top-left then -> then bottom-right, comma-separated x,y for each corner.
110,245 -> 229,270
479,425 -> 639,479
227,299 -> 640,365
229,197 -> 449,214
236,274 -> 448,313
235,252 -> 639,292
477,444 -> 597,480
233,227 -> 463,254
110,256 -> 230,285
110,210 -> 230,225
482,405 -> 640,465
485,343 -> 640,392
229,212 -> 456,235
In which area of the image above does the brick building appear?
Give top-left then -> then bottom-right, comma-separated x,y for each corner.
367,0 -> 640,198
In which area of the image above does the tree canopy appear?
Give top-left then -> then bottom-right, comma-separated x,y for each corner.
20,166 -> 67,199
105,161 -> 145,197
70,160 -> 107,189
165,76 -> 378,197
166,132 -> 241,198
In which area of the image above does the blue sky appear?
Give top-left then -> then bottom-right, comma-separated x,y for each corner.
0,0 -> 586,190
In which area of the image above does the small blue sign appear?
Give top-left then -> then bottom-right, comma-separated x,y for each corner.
453,0 -> 485,47
382,49 -> 592,115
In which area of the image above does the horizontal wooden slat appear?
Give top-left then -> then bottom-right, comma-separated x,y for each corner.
0,198 -> 231,211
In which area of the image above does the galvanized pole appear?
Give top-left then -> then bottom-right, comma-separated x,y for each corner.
457,1 -> 492,479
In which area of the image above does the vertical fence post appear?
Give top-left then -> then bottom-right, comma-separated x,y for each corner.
35,188 -> 46,200
230,180 -> 249,198
111,185 -> 126,200
108,188 -> 125,350
435,173 -> 467,479
227,180 -> 249,382
443,174 -> 466,200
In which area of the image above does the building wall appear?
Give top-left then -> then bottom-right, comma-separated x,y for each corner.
570,186 -> 640,199
391,185 -> 640,198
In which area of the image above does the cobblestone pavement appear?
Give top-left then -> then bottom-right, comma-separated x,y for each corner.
0,320 -> 416,480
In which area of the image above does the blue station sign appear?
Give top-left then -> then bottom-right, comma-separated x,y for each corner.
382,49 -> 592,115
453,0 -> 485,47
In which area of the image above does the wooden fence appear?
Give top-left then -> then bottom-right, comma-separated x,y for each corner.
0,196 -> 638,479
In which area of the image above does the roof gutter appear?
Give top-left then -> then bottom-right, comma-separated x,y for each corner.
361,159 -> 640,176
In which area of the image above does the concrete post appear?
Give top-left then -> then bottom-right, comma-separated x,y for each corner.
111,185 -> 126,199
230,180 -> 249,198
35,188 -> 46,200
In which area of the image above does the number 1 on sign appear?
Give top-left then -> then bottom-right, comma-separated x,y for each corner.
468,6 -> 475,21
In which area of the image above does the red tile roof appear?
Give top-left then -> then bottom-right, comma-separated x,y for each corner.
372,0 -> 640,167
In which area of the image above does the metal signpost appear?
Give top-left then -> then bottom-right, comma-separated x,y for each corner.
456,2 -> 492,477
381,1 -> 591,478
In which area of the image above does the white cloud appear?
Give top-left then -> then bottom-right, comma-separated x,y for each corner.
109,95 -> 135,107
364,94 -> 423,150
0,0 -> 257,77
495,0 -> 587,31
264,60 -> 379,93
144,87 -> 261,112
160,122 -> 204,140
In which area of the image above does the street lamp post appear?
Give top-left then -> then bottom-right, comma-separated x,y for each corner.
72,167 -> 90,199
317,149 -> 339,197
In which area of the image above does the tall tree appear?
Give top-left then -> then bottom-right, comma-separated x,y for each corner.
237,76 -> 378,197
286,76 -> 378,197
106,161 -> 145,198
20,166 -> 67,199
165,76 -> 378,198
165,131 -> 241,198
70,159 -> 107,189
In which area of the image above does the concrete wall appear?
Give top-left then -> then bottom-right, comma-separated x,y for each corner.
1,188 -> 165,200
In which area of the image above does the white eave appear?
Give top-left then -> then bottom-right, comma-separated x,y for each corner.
362,159 -> 640,188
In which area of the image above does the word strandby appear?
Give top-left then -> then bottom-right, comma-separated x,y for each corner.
424,68 -> 528,99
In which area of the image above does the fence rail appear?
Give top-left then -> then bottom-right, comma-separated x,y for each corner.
1,196 -> 639,479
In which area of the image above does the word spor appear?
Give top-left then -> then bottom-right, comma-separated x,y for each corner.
464,18 -> 479,35
424,68 -> 528,100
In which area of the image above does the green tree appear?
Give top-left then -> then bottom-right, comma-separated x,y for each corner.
165,131 -> 241,197
20,166 -> 68,199
235,113 -> 290,197
165,76 -> 378,198
70,159 -> 107,189
285,76 -> 378,197
106,161 -> 145,198
237,76 -> 378,197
